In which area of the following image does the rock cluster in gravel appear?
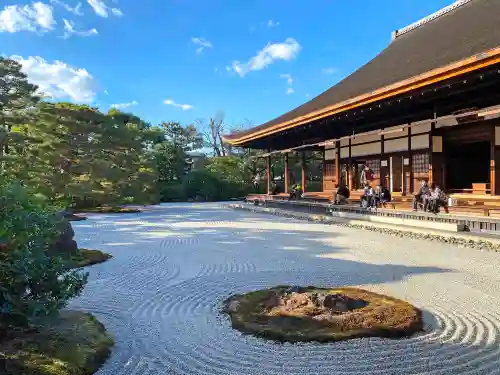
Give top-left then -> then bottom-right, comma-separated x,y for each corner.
230,204 -> 500,252
222,286 -> 422,343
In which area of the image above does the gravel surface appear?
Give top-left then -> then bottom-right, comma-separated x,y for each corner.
69,202 -> 500,375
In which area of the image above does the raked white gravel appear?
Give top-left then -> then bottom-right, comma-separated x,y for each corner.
69,202 -> 500,375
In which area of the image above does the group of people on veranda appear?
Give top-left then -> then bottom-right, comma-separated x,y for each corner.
412,180 -> 449,214
359,183 -> 392,210
274,175 -> 448,215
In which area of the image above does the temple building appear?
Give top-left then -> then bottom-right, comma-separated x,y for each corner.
224,0 -> 500,200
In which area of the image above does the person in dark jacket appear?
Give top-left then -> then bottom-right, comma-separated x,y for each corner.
270,181 -> 280,195
428,183 -> 449,214
412,180 -> 430,211
374,185 -> 392,208
332,183 -> 350,204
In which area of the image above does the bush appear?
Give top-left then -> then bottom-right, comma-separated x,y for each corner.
0,182 -> 88,331
161,183 -> 188,202
160,170 -> 256,202
182,170 -> 223,201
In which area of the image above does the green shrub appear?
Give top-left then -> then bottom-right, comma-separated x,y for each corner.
182,170 -> 223,201
161,183 -> 187,202
0,182 -> 88,331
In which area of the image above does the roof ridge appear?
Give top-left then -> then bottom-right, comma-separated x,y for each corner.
392,0 -> 475,40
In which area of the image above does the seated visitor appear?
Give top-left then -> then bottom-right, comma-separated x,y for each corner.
360,183 -> 374,209
332,183 -> 350,204
374,185 -> 391,207
428,183 -> 449,214
270,181 -> 280,195
288,183 -> 302,201
412,180 -> 430,212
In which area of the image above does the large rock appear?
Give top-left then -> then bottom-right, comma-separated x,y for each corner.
49,212 -> 78,257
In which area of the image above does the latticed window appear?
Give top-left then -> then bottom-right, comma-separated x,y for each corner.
365,159 -> 381,177
412,153 -> 429,173
324,160 -> 335,177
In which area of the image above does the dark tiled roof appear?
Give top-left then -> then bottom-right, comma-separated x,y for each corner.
227,0 -> 500,142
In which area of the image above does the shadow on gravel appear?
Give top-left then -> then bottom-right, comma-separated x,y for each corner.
73,203 -> 451,288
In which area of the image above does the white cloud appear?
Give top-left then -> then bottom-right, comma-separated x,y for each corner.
164,99 -> 193,111
231,38 -> 301,77
87,0 -> 122,17
110,7 -> 122,16
280,73 -> 294,94
11,55 -> 97,103
50,0 -> 83,15
0,2 -> 55,33
191,37 -> 213,54
280,73 -> 293,86
111,100 -> 138,109
322,67 -> 338,75
305,93 -> 311,98
63,18 -> 97,38
267,19 -> 279,27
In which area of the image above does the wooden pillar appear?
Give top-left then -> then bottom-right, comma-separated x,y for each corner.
348,138 -> 353,191
335,141 -> 341,186
428,123 -> 435,184
301,152 -> 306,193
284,153 -> 289,194
266,155 -> 271,194
406,126 -> 413,195
429,124 -> 444,187
380,134 -> 389,188
490,125 -> 500,195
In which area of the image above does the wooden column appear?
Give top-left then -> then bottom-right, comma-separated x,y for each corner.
335,141 -> 341,186
429,123 -> 444,187
266,155 -> 271,194
284,153 -> 289,194
406,126 -> 413,195
301,152 -> 306,193
428,123 -> 435,184
347,138 -> 353,191
490,125 -> 500,195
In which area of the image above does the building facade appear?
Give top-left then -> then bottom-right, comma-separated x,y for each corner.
224,0 -> 500,197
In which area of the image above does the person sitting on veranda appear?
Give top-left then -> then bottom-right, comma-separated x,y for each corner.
360,183 -> 375,209
412,180 -> 430,212
270,181 -> 280,195
428,183 -> 449,214
288,183 -> 302,201
374,185 -> 392,208
332,183 -> 350,205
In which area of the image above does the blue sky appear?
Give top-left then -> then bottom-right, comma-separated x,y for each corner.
0,0 -> 456,130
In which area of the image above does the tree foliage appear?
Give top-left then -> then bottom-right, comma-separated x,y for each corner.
0,181 -> 87,330
0,58 -> 161,208
0,56 -> 263,207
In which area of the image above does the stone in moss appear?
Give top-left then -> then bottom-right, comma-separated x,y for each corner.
222,286 -> 423,343
71,249 -> 112,268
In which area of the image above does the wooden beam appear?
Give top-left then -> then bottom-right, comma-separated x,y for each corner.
335,141 -> 340,186
348,138 -> 353,191
266,155 -> 271,194
284,153 -> 289,194
301,152 -> 306,193
491,125 -> 496,195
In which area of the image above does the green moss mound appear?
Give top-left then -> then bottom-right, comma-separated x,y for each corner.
71,249 -> 112,268
0,311 -> 114,375
222,286 -> 423,343
75,206 -> 141,214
